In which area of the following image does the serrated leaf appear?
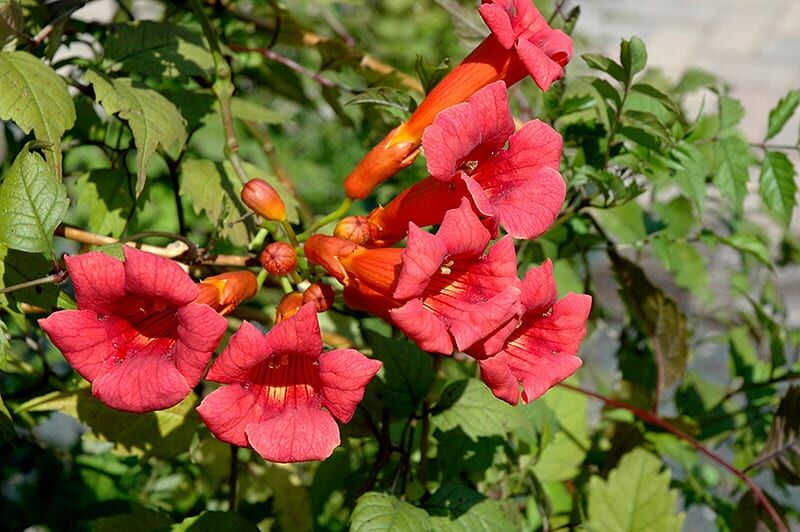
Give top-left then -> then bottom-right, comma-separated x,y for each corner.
351,492 -> 432,532
19,388 -> 199,459
171,511 -> 259,531
586,448 -> 684,531
0,50 -> 75,176
104,21 -> 214,79
714,136 -> 753,213
766,89 -> 800,140
668,141 -> 708,215
426,484 -> 515,532
652,237 -> 711,301
582,54 -> 625,82
77,169 -> 134,237
432,379 -> 527,440
611,252 -> 689,389
719,96 -> 745,131
85,70 -> 187,197
364,330 -> 435,417
759,150 -> 797,225
0,145 -> 69,259
757,386 -> 800,485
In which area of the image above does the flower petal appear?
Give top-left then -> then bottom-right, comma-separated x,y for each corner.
319,349 -> 382,423
197,383 -> 267,447
390,299 -> 454,354
39,310 -> 115,381
478,352 -> 520,405
175,303 -> 228,387
206,320 -> 266,383
64,252 -> 126,314
515,37 -> 566,93
436,199 -> 491,258
264,303 -> 323,359
122,246 -> 198,307
479,1 -> 516,49
394,224 -> 448,300
246,404 -> 340,463
447,286 -> 521,352
520,259 -> 557,315
493,167 -> 565,239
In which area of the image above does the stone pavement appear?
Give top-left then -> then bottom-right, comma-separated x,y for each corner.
576,0 -> 800,144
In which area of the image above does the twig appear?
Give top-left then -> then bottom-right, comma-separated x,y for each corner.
559,382 -> 788,532
228,445 -> 239,511
745,438 -> 800,474
0,272 -> 67,295
55,224 -> 190,259
297,197 -> 353,241
547,0 -> 568,24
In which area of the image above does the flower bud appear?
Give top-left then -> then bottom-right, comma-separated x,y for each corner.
196,271 -> 259,315
241,178 -> 286,221
303,282 -> 335,313
275,292 -> 304,322
334,215 -> 378,246
260,242 -> 297,275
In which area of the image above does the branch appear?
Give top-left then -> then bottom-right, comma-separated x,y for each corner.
558,382 -> 788,532
55,225 -> 190,259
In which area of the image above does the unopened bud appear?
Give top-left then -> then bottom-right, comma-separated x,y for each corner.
241,178 -> 286,221
260,242 -> 298,275
303,282 -> 335,313
276,292 -> 304,322
195,270 -> 258,315
334,215 -> 378,246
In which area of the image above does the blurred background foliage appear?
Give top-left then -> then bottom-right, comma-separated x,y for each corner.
1,0 -> 799,530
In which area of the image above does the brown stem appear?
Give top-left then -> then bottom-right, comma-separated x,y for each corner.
55,224 -> 190,259
558,383 -> 787,532
744,438 -> 800,474
0,271 -> 68,295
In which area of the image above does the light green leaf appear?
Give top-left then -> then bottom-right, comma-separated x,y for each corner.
718,232 -> 772,266
713,136 -> 753,213
19,388 -> 199,459
426,484 -> 515,532
652,237 -> 711,301
76,169 -> 135,237
85,70 -> 187,197
171,511 -> 259,532
668,142 -> 708,215
364,330 -> 435,417
586,448 -> 684,532
719,96 -> 745,131
351,492 -> 432,532
587,201 -> 647,245
759,150 -> 797,225
630,83 -> 680,115
0,50 -> 75,176
432,379 -> 527,440
766,89 -> 800,140
0,145 -> 69,259
230,97 -> 286,125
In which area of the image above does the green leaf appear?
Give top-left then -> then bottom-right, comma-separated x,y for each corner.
759,151 -> 797,225
620,36 -> 647,82
87,503 -> 172,532
434,0 -> 487,49
0,318 -> 9,371
719,96 -> 745,131
432,379 -> 527,440
757,386 -> 800,484
364,330 -> 435,417
0,50 -> 76,176
582,54 -> 625,82
630,83 -> 680,115
714,136 -> 753,213
717,232 -> 772,266
19,388 -> 199,459
652,237 -> 711,301
426,484 -> 515,531
85,70 -> 187,197
351,492 -> 432,532
172,511 -> 259,532
622,110 -> 672,143
414,55 -> 451,95
0,245 -> 61,309
610,252 -> 689,388
0,145 -> 69,259
675,68 -> 717,93
76,169 -> 135,237
586,448 -> 684,531
587,201 -> 647,245
766,89 -> 800,140
667,142 -> 708,215
589,78 -> 622,108
104,21 -> 214,79
229,97 -> 286,125
0,390 -> 15,441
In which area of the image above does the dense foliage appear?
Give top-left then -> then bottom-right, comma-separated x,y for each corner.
1,0 -> 799,530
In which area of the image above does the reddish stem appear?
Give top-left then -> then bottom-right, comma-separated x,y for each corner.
558,382 -> 787,532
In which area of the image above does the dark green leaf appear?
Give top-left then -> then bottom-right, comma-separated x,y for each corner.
589,77 -> 622,108
0,50 -> 75,175
426,484 -> 515,531
85,70 -> 188,197
586,448 -> 684,531
0,145 -> 68,258
713,136 -> 753,213
582,54 -> 626,82
19,388 -> 199,459
364,330 -> 435,417
611,252 -> 689,388
623,110 -> 673,142
87,503 -> 172,532
0,244 -> 61,310
0,390 -> 14,441
414,55 -> 451,95
766,89 -> 800,140
0,0 -> 23,47
434,0 -> 486,49
630,83 -> 680,115
759,150 -> 797,225
351,492 -> 432,532
620,36 -> 647,82
171,512 -> 258,531
757,386 -> 800,484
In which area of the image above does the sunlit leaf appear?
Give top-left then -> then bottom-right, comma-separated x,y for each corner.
432,379 -> 527,440
620,36 -> 647,82
426,484 -> 515,531
759,151 -> 796,226
76,169 -> 134,237
719,96 -> 745,131
582,53 -> 625,82
351,492 -> 432,532
667,141 -> 707,215
713,135 -> 753,214
766,89 -> 800,140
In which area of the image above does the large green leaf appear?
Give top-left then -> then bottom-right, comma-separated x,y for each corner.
759,151 -> 797,226
0,50 -> 75,176
85,70 -> 187,197
588,201 -> 647,245
432,379 -> 527,440
713,136 -> 753,213
351,492 -> 432,532
766,89 -> 800,140
19,388 -> 199,459
426,484 -> 515,531
586,448 -> 684,531
364,329 -> 435,417
76,169 -> 135,237
0,145 -> 69,259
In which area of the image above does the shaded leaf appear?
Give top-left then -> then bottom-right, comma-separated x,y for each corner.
85,70 -> 187,197
0,318 -> 9,371
87,503 -> 172,532
766,89 -> 800,140
590,77 -> 622,108
667,141 -> 708,215
19,388 -> 199,459
586,448 -> 684,531
0,50 -> 75,175
757,385 -> 800,484
610,252 -> 689,388
229,97 -> 286,125
0,390 -> 14,441
432,379 -> 527,440
582,53 -> 625,82
171,511 -> 259,531
0,244 -> 61,310
714,136 -> 753,213
415,54 -> 451,95
426,483 -> 515,531
364,329 -> 435,417
631,83 -> 680,115
759,150 -> 796,225
351,492 -> 432,532
0,145 -> 68,259
434,0 -> 486,49
76,169 -> 135,237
